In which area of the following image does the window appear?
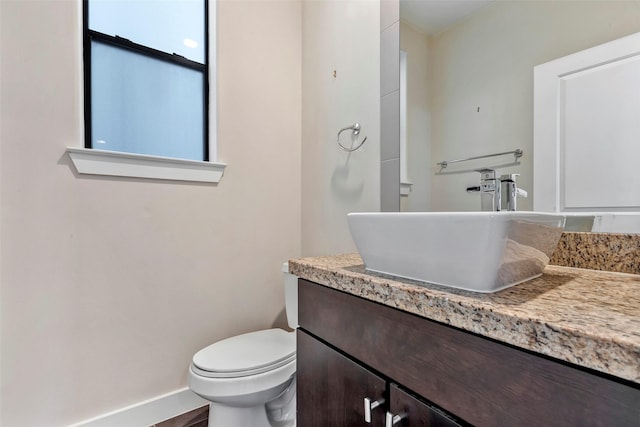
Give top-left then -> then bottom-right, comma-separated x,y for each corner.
69,0 -> 225,183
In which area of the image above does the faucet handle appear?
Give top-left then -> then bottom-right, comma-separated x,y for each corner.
500,173 -> 520,182
477,169 -> 496,181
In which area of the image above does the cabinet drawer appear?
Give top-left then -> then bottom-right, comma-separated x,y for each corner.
298,279 -> 640,426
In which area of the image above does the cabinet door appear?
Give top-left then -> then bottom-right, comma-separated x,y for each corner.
388,384 -> 462,427
297,330 -> 387,427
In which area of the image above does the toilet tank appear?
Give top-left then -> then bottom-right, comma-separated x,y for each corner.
282,262 -> 298,329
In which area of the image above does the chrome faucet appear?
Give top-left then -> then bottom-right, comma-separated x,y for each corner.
499,173 -> 528,211
467,169 -> 527,211
479,169 -> 501,211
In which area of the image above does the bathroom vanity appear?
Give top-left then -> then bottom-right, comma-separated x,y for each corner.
290,252 -> 640,426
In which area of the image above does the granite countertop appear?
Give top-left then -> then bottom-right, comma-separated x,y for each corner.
289,253 -> 640,384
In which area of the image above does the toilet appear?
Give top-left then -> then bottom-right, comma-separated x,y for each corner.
188,263 -> 298,427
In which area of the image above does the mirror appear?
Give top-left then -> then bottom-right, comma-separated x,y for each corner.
397,0 -> 640,217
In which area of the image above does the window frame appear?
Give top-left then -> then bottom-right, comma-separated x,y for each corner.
68,0 -> 225,183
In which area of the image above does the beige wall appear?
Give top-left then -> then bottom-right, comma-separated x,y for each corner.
301,0 -> 380,256
400,21 -> 430,212
425,0 -> 640,211
0,0 -> 301,425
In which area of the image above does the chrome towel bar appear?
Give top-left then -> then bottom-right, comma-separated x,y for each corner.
437,149 -> 523,169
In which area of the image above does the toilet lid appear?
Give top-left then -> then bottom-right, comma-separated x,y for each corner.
192,329 -> 296,378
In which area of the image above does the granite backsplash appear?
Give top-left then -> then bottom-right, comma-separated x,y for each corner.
550,232 -> 640,275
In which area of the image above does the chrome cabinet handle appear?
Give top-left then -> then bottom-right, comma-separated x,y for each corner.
364,397 -> 385,423
385,411 -> 406,427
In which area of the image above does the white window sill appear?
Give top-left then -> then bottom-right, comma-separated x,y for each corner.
67,148 -> 226,183
400,181 -> 413,196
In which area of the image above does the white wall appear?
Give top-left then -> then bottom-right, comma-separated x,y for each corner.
0,0 -> 3,423
426,0 -> 640,211
0,0 -> 301,425
380,0 -> 400,212
301,0 -> 380,256
399,21 -> 430,212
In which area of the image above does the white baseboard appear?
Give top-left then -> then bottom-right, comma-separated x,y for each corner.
69,388 -> 209,427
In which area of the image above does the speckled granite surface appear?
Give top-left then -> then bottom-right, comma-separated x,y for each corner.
290,253 -> 640,384
550,232 -> 640,274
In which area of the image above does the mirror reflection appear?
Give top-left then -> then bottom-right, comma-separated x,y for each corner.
398,0 -> 640,216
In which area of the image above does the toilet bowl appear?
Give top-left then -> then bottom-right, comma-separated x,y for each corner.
188,263 -> 298,427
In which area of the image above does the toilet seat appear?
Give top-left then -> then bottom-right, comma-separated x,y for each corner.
192,329 -> 296,378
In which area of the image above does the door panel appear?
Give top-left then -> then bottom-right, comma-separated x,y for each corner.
297,330 -> 387,426
534,31 -> 640,214
389,384 -> 462,427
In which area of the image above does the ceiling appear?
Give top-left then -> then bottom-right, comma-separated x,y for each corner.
400,0 -> 494,35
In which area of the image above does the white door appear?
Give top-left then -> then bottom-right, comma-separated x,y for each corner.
534,32 -> 640,213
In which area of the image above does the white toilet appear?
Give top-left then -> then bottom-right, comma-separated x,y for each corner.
188,263 -> 298,427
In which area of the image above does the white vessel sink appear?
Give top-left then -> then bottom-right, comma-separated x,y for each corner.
348,212 -> 566,293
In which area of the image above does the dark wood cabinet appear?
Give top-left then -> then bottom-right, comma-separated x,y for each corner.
297,329 -> 386,426
298,329 -> 461,427
388,384 -> 462,427
297,279 -> 640,426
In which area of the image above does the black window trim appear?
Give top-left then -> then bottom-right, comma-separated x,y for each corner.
82,0 -> 210,162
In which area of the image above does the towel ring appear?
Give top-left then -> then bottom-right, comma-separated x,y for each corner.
337,123 -> 367,152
